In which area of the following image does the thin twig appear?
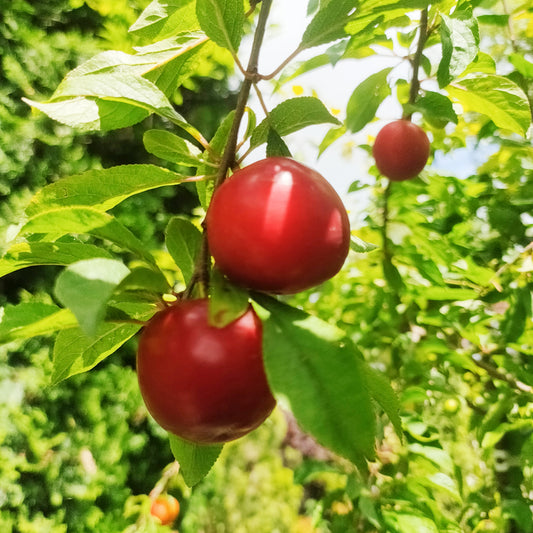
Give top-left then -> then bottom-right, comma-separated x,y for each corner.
405,8 -> 429,117
471,353 -> 533,395
184,0 -> 274,297
257,46 -> 304,81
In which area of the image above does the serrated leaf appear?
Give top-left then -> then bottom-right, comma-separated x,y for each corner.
362,363 -> 402,438
23,97 -> 149,132
165,216 -> 202,284
143,130 -> 203,167
447,74 -> 531,136
300,0 -> 358,49
169,433 -> 222,487
196,0 -> 244,53
437,9 -> 480,87
318,126 -> 346,157
51,72 -> 186,125
20,207 -> 156,266
26,165 -> 187,217
350,236 -> 379,253
117,267 -> 171,295
55,258 -> 131,336
0,303 -> 77,344
129,0 -> 200,39
250,97 -> 340,149
0,242 -> 113,279
509,53 -> 533,78
208,269 -> 250,328
253,294 -> 376,464
406,91 -> 458,128
266,128 -> 292,158
52,322 -> 141,384
346,67 -> 392,133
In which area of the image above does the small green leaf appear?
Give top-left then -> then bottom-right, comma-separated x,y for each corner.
169,433 -> 222,487
0,242 -> 112,279
22,97 -> 149,132
208,269 -> 250,328
318,126 -> 346,157
447,74 -> 531,136
266,128 -> 292,158
52,322 -> 141,384
350,236 -> 379,253
20,207 -> 156,266
406,91 -> 458,128
509,53 -> 533,78
26,165 -> 187,217
250,97 -> 340,149
55,259 -> 130,336
300,0 -> 357,49
383,512 -> 439,533
196,0 -> 244,53
143,130 -> 203,167
129,0 -> 200,39
346,67 -> 393,133
0,303 -> 77,344
437,9 -> 480,87
362,363 -> 402,438
253,294 -> 376,464
165,216 -> 202,284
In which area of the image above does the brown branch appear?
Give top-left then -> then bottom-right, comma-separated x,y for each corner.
471,353 -> 533,395
405,8 -> 429,117
183,0 -> 274,297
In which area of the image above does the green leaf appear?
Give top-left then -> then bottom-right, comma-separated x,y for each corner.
129,0 -> 200,39
346,67 -> 393,133
52,322 -> 141,384
253,294 -> 376,464
55,259 -> 131,337
266,128 -> 292,158
0,242 -> 112,279
165,216 -> 202,284
0,303 -> 77,344
447,75 -> 531,136
169,433 -> 222,487
350,236 -> 379,253
26,165 -> 187,217
502,286 -> 532,343
144,130 -> 203,167
116,267 -> 171,295
20,207 -> 156,266
300,0 -> 358,49
52,72 -> 187,124
196,0 -> 244,53
362,363 -> 403,438
318,126 -> 346,157
208,269 -> 250,328
383,512 -> 439,533
22,97 -> 149,132
406,91 -> 458,128
437,9 -> 480,87
418,286 -> 478,301
196,111 -> 234,209
250,97 -> 340,149
509,53 -> 533,78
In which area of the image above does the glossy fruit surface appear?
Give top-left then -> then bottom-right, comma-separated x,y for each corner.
136,299 -> 275,444
150,495 -> 180,526
372,119 -> 430,181
206,157 -> 350,294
